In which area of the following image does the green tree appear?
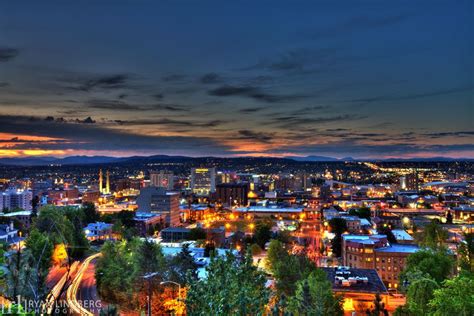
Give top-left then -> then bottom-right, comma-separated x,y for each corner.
96,238 -> 167,309
287,269 -> 343,316
367,293 -> 388,316
266,239 -> 316,297
406,277 -> 439,315
135,238 -> 165,277
254,220 -> 273,248
82,202 -> 100,224
24,229 -> 54,300
400,248 -> 454,284
377,226 -> 397,244
33,205 -> 74,245
328,218 -> 347,257
186,251 -> 270,315
188,227 -> 207,241
63,207 -> 89,258
348,207 -> 371,220
446,211 -> 453,224
429,275 -> 474,316
458,232 -> 474,273
95,240 -> 139,306
418,220 -> 448,249
167,243 -> 198,285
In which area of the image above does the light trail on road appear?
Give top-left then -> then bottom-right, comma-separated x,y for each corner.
43,261 -> 79,315
66,253 -> 102,316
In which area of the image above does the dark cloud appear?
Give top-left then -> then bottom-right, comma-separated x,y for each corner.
113,118 -> 225,128
424,131 -> 474,138
0,115 -> 231,154
237,130 -> 274,143
0,82 -> 9,88
153,93 -> 164,100
242,48 -> 338,74
59,74 -> 130,92
268,114 -> 365,128
200,73 -> 222,84
239,107 -> 267,114
87,99 -> 143,111
0,47 -> 19,62
78,74 -> 129,91
152,104 -> 190,112
85,99 -> 190,112
350,86 -> 473,105
162,74 -> 187,82
42,116 -> 96,124
209,85 -> 305,103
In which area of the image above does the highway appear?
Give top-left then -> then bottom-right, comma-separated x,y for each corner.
76,258 -> 103,315
66,253 -> 102,316
43,261 -> 79,315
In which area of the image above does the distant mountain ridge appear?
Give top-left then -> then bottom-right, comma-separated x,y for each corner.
0,155 -> 472,166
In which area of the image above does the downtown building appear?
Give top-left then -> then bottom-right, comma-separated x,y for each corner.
342,234 -> 420,290
136,187 -> 180,227
191,167 -> 216,196
215,182 -> 250,207
149,170 -> 174,190
0,188 -> 33,211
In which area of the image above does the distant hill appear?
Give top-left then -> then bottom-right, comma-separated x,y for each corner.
0,155 -> 122,166
0,154 -> 471,166
290,155 -> 339,162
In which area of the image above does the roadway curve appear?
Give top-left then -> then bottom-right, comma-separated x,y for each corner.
66,253 -> 102,316
43,261 -> 79,315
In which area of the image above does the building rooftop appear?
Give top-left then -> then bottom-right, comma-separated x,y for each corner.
322,267 -> 388,294
234,206 -> 303,213
0,210 -> 32,216
161,227 -> 190,233
391,229 -> 414,241
375,244 -> 420,254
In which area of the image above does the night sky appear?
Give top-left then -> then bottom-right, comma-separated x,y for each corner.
0,1 -> 472,159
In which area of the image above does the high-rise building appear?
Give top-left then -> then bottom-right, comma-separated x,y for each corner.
191,167 -> 216,196
216,171 -> 237,184
0,189 -> 33,211
216,183 -> 250,207
136,187 -> 180,226
150,170 -> 174,190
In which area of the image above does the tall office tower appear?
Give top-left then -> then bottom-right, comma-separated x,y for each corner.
105,170 -> 110,194
99,169 -> 103,193
136,187 -> 180,226
191,167 -> 216,196
216,171 -> 237,184
216,182 -> 250,207
150,170 -> 174,190
402,172 -> 419,191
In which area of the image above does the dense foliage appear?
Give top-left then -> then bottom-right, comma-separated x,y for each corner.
186,251 -> 269,316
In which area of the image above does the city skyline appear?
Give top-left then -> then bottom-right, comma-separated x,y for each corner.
0,1 -> 473,159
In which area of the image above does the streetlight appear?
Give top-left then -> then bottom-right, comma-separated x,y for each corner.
142,272 -> 160,316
